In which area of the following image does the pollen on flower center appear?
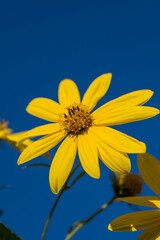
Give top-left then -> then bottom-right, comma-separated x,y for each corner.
59,103 -> 93,135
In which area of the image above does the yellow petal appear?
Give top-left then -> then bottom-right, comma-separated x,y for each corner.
6,132 -> 32,152
18,131 -> 66,165
115,196 -> 160,208
0,131 -> 5,138
26,98 -> 64,122
137,226 -> 160,240
0,129 -> 11,139
93,106 -> 159,126
108,210 -> 160,232
78,131 -> 100,178
89,128 -> 131,174
90,126 -> 146,153
49,136 -> 77,194
6,132 -> 51,159
138,153 -> 160,196
6,132 -> 27,142
82,73 -> 112,111
93,90 -> 153,116
17,123 -> 61,145
58,79 -> 80,107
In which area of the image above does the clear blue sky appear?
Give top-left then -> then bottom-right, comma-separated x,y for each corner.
0,0 -> 160,239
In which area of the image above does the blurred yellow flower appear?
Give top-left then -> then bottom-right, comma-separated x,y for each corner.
6,132 -> 51,159
108,153 -> 160,240
0,120 -> 12,139
0,119 -> 35,152
17,74 -> 159,194
0,120 -> 51,158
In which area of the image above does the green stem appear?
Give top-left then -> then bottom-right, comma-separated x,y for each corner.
0,184 -> 10,190
41,162 -> 81,240
67,171 -> 86,189
65,195 -> 117,240
22,163 -> 50,169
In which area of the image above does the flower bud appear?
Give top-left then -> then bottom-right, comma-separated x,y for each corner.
112,173 -> 143,197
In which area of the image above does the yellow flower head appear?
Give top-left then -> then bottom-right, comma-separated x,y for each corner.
17,74 -> 159,194
5,131 -> 51,159
0,119 -> 34,151
0,120 -> 12,139
0,119 -> 51,159
108,153 -> 160,240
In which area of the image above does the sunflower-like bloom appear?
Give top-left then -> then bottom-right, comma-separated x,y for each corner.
108,153 -> 160,240
17,74 -> 159,194
0,120 -> 51,158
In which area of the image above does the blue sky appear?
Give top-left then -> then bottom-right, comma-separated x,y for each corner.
0,0 -> 160,239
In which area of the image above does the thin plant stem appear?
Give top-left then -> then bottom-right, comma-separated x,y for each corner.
41,162 -> 81,240
0,184 -> 10,190
65,195 -> 117,240
67,171 -> 86,189
22,163 -> 50,169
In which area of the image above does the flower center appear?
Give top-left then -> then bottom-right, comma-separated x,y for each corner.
60,103 -> 93,135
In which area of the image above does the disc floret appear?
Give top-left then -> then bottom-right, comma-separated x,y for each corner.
60,103 -> 93,135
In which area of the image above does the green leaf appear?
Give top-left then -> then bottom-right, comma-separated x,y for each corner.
0,222 -> 22,240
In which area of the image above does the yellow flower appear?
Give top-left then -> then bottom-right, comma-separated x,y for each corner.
108,153 -> 160,240
0,120 -> 35,152
5,132 -> 51,159
0,119 -> 51,158
17,74 -> 159,194
0,120 -> 12,139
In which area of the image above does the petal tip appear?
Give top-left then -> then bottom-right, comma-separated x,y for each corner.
108,224 -> 113,231
26,105 -> 29,113
155,108 -> 160,115
146,89 -> 154,96
52,189 -> 59,195
124,166 -> 131,174
59,78 -> 73,86
92,168 -> 100,179
104,72 -> 112,80
149,89 -> 154,95
50,184 -> 59,194
143,144 -> 147,153
95,173 -> 100,179
17,158 -> 21,166
26,99 -> 34,113
120,162 -> 131,175
138,142 -> 146,153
